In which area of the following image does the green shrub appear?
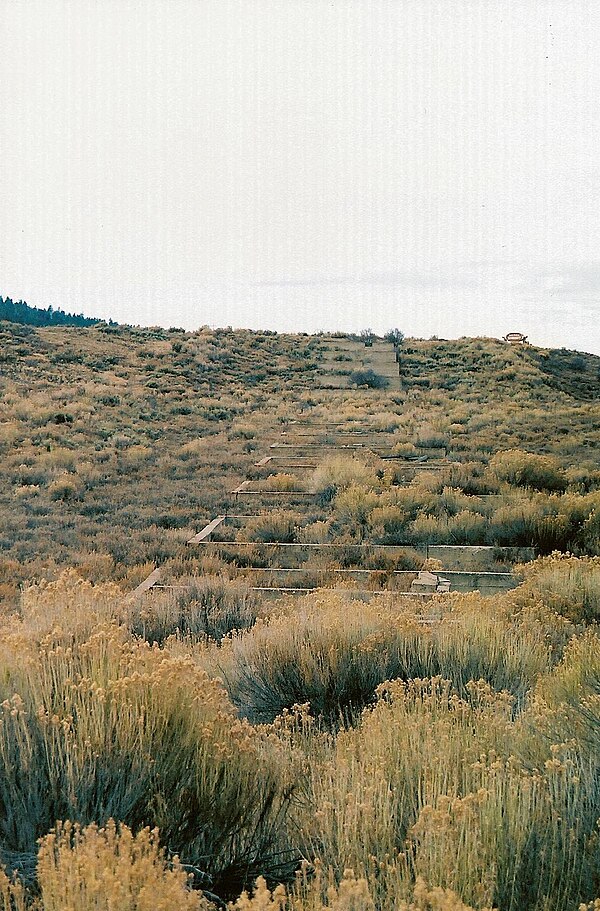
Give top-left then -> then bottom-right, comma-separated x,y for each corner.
514,552 -> 600,623
489,450 -> 567,493
446,510 -> 487,544
258,473 -> 303,491
220,593 -> 548,725
0,620 -> 294,892
369,505 -> 409,544
296,520 -> 332,544
408,513 -> 445,544
297,674 -> 599,911
348,369 -> 388,389
312,457 -> 376,504
333,485 -> 379,538
48,474 -> 84,501
242,512 -> 298,543
580,509 -> 600,554
131,575 -> 260,644
415,431 -> 448,450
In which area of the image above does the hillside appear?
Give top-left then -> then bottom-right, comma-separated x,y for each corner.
2,321 -> 600,908
1,322 -> 599,605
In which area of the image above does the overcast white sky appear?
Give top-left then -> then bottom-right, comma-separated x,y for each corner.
1,1 -> 600,353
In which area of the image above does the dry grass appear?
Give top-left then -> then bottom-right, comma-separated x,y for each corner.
312,457 -> 377,504
0,558 -> 597,909
513,552 -> 600,622
1,327 -> 600,607
2,325 -> 600,908
131,575 -> 260,644
231,870 -> 495,910
37,820 -> 210,910
287,674 -> 600,911
0,592 -> 297,894
197,591 -> 550,725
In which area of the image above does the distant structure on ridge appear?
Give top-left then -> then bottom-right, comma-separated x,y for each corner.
503,331 -> 528,345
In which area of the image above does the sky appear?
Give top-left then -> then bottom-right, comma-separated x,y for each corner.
1,0 -> 600,354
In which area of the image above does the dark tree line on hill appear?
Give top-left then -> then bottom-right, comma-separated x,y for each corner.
0,296 -> 114,328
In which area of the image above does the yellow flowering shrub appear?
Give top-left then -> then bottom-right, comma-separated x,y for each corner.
37,820 -> 210,911
0,613 -> 296,892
